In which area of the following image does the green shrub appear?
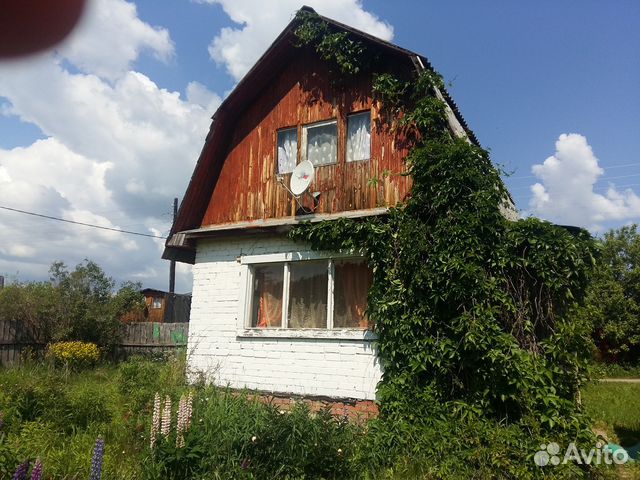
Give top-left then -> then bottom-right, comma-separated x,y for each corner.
145,388 -> 360,480
0,431 -> 17,479
0,365 -> 141,479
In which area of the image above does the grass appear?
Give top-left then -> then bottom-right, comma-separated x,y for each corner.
0,357 -> 187,479
582,382 -> 640,480
583,382 -> 640,448
2,358 -> 640,479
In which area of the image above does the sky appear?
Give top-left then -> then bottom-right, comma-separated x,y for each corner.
0,0 -> 638,293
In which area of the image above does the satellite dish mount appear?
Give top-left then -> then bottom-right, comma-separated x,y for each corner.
277,160 -> 319,214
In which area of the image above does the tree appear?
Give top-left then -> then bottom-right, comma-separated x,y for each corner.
0,281 -> 62,342
0,260 -> 145,352
584,225 -> 640,364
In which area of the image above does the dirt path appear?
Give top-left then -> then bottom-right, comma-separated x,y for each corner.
599,378 -> 640,383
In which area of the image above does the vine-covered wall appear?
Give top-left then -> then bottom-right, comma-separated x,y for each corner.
289,11 -> 599,465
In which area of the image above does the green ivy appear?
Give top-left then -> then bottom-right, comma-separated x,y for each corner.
290,11 -> 600,476
294,10 -> 372,77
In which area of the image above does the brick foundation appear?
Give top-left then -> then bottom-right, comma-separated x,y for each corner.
243,391 -> 379,422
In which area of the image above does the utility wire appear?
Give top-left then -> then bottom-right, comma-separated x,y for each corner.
508,173 -> 640,191
508,162 -> 640,180
0,205 -> 165,239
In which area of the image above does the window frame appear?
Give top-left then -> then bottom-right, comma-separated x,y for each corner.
301,118 -> 339,167
276,126 -> 298,175
346,110 -> 372,163
236,251 -> 376,340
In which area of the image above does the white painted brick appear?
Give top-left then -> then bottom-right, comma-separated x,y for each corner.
187,235 -> 383,400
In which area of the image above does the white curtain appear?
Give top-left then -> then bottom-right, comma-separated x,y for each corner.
306,122 -> 337,166
277,128 -> 297,174
287,260 -> 328,328
347,112 -> 371,162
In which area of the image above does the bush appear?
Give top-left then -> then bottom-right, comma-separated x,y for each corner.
0,364 -> 141,479
46,341 -> 100,369
144,388 -> 360,480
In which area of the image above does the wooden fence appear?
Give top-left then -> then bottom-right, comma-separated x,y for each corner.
0,319 -> 44,366
116,322 -> 189,360
0,320 -> 189,366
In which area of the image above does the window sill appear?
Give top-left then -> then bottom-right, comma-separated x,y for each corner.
236,328 -> 378,341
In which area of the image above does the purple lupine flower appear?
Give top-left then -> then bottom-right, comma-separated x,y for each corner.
0,411 -> 5,431
12,460 -> 30,480
30,459 -> 43,480
89,437 -> 105,480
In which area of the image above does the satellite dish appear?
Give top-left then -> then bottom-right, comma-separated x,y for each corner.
290,160 -> 314,196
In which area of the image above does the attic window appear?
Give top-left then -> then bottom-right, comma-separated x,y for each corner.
303,119 -> 337,167
277,127 -> 298,174
346,111 -> 371,162
152,297 -> 163,309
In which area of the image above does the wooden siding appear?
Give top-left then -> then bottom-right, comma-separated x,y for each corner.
201,50 -> 411,226
145,294 -> 166,323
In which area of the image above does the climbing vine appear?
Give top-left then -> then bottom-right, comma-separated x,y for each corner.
294,10 -> 371,76
291,10 -> 599,476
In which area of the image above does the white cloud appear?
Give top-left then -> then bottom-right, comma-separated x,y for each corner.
0,0 -> 392,294
59,0 -> 174,80
186,81 -> 222,112
0,0 -> 211,291
529,133 -> 640,230
203,0 -> 394,81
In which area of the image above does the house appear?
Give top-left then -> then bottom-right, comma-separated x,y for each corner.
121,288 -> 191,323
163,7 -> 479,412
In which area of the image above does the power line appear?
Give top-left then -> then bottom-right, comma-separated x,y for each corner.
508,162 -> 640,180
508,173 -> 640,191
0,205 -> 166,239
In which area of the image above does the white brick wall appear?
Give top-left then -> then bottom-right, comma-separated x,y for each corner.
187,235 -> 382,400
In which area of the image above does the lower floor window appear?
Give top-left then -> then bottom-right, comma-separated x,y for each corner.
248,258 -> 372,329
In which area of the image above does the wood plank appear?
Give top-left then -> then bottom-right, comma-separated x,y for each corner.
0,321 -> 190,366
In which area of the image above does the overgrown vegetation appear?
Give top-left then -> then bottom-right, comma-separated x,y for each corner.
0,357 -> 186,479
0,260 -> 145,352
580,225 -> 640,365
2,360 -> 636,479
0,359 -> 366,479
290,11 -> 602,478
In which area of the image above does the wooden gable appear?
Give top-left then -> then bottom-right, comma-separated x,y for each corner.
164,7 -> 478,263
201,48 -> 412,226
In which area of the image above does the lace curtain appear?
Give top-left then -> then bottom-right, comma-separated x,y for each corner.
306,122 -> 337,166
287,261 -> 328,328
346,112 -> 371,162
277,128 -> 297,174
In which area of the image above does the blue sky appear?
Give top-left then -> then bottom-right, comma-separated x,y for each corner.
0,0 -> 638,291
